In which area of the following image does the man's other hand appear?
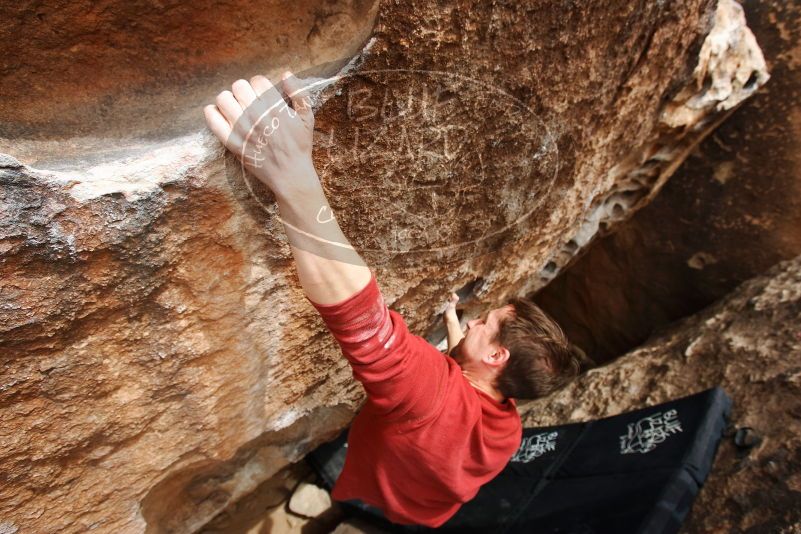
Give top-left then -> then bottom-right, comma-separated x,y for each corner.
445,293 -> 459,315
204,71 -> 318,198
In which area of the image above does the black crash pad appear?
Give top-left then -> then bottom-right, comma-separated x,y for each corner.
306,387 -> 731,534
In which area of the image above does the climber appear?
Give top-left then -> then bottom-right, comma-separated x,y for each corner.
203,72 -> 587,529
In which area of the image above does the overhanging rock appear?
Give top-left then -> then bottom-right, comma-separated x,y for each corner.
0,0 -> 767,532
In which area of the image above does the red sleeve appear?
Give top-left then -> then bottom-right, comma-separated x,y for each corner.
305,270 -> 448,422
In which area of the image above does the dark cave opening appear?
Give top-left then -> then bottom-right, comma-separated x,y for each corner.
529,119 -> 800,366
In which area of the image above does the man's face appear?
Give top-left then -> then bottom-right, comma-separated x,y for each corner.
451,304 -> 516,369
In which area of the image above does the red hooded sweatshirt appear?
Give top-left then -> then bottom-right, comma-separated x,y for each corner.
306,269 -> 522,528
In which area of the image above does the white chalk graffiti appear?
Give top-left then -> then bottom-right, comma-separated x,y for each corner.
511,431 -> 558,462
620,409 -> 683,454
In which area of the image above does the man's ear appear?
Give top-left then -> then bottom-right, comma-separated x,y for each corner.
487,346 -> 510,367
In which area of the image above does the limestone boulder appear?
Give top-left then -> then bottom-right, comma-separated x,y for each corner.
287,482 -> 332,518
533,0 -> 801,364
0,0 -> 767,532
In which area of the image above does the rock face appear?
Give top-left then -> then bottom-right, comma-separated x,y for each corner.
0,0 -> 768,532
519,254 -> 801,532
533,0 -> 801,364
0,0 -> 382,165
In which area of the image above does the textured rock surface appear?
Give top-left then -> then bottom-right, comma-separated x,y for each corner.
287,482 -> 332,518
533,0 -> 801,364
519,254 -> 801,533
198,461 -> 345,534
330,518 -> 389,534
0,0 -> 768,532
0,0 -> 382,166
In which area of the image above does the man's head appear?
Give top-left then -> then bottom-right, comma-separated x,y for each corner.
450,298 -> 587,400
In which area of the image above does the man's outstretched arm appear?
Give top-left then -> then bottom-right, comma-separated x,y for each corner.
204,72 -> 448,422
203,71 -> 370,304
273,176 -> 372,305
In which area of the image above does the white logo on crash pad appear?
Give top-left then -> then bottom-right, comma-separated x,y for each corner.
620,409 -> 683,454
511,431 -> 558,462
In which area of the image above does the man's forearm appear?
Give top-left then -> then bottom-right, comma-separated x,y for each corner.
444,312 -> 464,353
202,71 -> 371,304
275,177 -> 372,305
